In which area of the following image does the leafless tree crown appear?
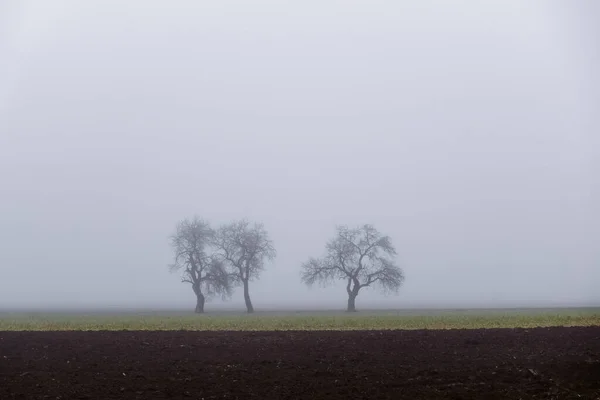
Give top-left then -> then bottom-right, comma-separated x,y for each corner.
213,219 -> 276,283
301,224 -> 405,293
168,217 -> 231,300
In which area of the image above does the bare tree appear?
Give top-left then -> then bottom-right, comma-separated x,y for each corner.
213,219 -> 276,313
301,224 -> 405,312
168,217 -> 232,313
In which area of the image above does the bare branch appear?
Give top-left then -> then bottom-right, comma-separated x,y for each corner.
300,258 -> 339,287
358,257 -> 405,292
203,257 -> 234,301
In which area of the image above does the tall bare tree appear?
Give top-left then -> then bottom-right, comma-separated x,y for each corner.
213,219 -> 276,313
301,224 -> 405,312
168,217 -> 232,313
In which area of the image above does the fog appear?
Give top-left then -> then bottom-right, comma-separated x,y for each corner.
1,0 -> 598,310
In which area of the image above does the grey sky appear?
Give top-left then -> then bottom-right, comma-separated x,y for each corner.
1,0 -> 598,310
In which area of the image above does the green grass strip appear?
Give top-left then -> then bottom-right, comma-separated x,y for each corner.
1,311 -> 599,331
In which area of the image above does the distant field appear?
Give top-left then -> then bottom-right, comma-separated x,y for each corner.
1,307 -> 598,331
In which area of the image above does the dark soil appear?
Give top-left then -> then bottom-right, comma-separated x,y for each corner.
1,327 -> 599,399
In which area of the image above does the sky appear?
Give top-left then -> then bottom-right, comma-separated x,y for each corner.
0,0 -> 598,310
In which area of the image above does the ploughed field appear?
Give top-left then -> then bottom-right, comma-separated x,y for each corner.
2,326 -> 599,399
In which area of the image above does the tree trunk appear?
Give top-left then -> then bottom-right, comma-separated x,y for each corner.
195,292 -> 205,314
347,292 -> 358,312
243,279 -> 254,313
346,278 -> 360,312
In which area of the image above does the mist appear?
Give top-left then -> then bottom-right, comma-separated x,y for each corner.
1,0 -> 598,311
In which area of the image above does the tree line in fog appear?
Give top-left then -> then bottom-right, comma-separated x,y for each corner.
168,217 -> 405,313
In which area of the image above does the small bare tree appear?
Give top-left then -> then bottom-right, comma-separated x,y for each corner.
168,217 -> 232,313
213,219 -> 276,313
301,224 -> 405,312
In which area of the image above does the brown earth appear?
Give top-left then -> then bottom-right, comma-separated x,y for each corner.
1,327 -> 599,400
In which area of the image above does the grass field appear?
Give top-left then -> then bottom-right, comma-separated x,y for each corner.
1,307 -> 598,331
